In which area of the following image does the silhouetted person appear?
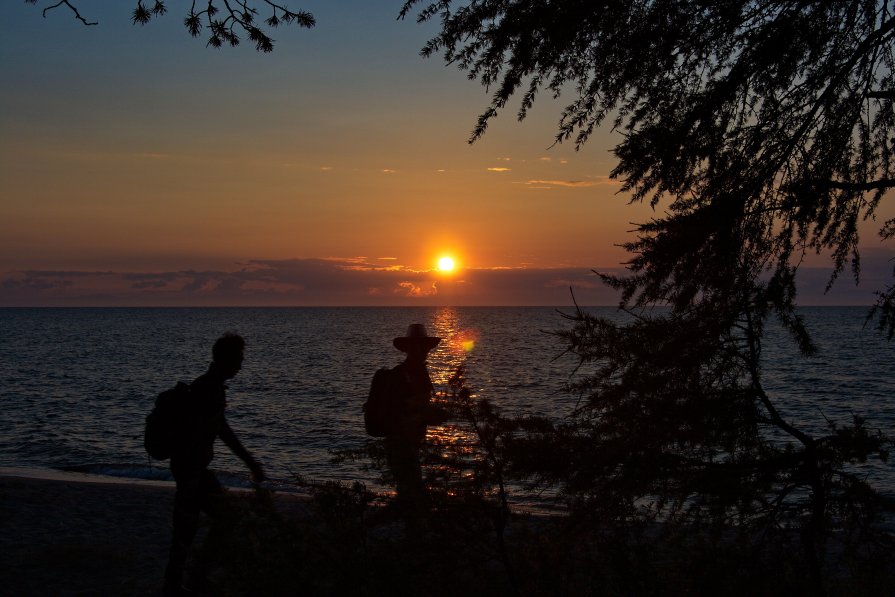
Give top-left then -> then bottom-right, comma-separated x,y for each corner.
163,332 -> 264,596
383,324 -> 447,519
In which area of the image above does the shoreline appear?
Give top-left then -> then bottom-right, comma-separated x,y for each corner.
0,465 -> 177,488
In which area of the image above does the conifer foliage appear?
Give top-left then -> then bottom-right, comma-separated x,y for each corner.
403,0 -> 895,586
26,0 -> 315,52
401,0 -> 895,336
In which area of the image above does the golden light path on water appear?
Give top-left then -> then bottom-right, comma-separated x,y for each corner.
424,308 -> 489,492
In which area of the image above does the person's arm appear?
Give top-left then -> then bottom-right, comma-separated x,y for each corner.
219,417 -> 265,482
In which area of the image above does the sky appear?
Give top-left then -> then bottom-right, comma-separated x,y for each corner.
1,1 -> 893,306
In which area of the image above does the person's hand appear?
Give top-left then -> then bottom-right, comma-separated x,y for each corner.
249,460 -> 265,484
427,404 -> 449,425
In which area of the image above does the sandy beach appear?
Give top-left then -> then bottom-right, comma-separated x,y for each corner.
0,468 -> 317,596
0,469 -> 181,595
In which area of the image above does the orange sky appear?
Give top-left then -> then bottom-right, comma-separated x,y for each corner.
1,2 -> 892,306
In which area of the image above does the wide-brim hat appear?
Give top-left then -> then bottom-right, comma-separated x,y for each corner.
393,323 -> 441,352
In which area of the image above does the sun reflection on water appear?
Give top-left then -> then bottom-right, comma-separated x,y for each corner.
429,307 -> 463,385
430,308 -> 481,378
426,307 -> 480,447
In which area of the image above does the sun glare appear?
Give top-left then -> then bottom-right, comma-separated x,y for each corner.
438,256 -> 456,272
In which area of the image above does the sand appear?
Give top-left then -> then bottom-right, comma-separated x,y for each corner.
0,468 -> 317,596
0,469 -> 178,595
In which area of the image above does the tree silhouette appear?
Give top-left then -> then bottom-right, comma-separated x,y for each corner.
26,0 -> 315,52
402,0 -> 895,589
402,0 -> 895,336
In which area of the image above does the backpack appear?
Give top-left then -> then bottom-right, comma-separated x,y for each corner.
363,367 -> 403,437
144,381 -> 191,460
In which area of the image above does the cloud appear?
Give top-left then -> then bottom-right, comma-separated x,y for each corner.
394,281 -> 438,297
381,169 -> 397,174
544,277 -> 602,289
487,167 -> 512,172
1,251 -> 890,307
1,272 -> 73,291
525,177 -> 618,188
131,279 -> 169,290
0,259 -> 625,306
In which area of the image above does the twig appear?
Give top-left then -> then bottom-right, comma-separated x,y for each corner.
32,0 -> 98,26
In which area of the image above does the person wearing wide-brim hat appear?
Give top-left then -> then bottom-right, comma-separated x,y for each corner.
393,323 -> 441,353
385,324 -> 447,520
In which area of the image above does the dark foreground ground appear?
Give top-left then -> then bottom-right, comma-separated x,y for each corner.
1,470 -> 893,596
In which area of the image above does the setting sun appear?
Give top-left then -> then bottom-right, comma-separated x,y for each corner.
438,257 -> 455,272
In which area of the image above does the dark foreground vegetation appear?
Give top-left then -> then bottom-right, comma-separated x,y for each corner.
197,487 -> 891,597
199,369 -> 894,597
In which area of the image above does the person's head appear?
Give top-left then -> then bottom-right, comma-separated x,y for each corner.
394,323 -> 440,363
212,332 -> 245,379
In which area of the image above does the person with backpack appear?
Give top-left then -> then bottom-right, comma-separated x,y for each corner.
365,324 -> 447,520
163,332 -> 265,596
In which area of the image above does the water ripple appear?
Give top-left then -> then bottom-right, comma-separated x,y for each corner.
1,306 -> 892,499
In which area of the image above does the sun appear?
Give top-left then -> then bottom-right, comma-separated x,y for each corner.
438,256 -> 455,272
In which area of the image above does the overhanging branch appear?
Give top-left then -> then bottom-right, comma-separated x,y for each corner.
28,0 -> 98,26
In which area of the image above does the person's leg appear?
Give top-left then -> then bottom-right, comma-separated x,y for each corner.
385,439 -> 427,517
164,473 -> 203,593
197,469 -> 224,513
189,470 -> 230,589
